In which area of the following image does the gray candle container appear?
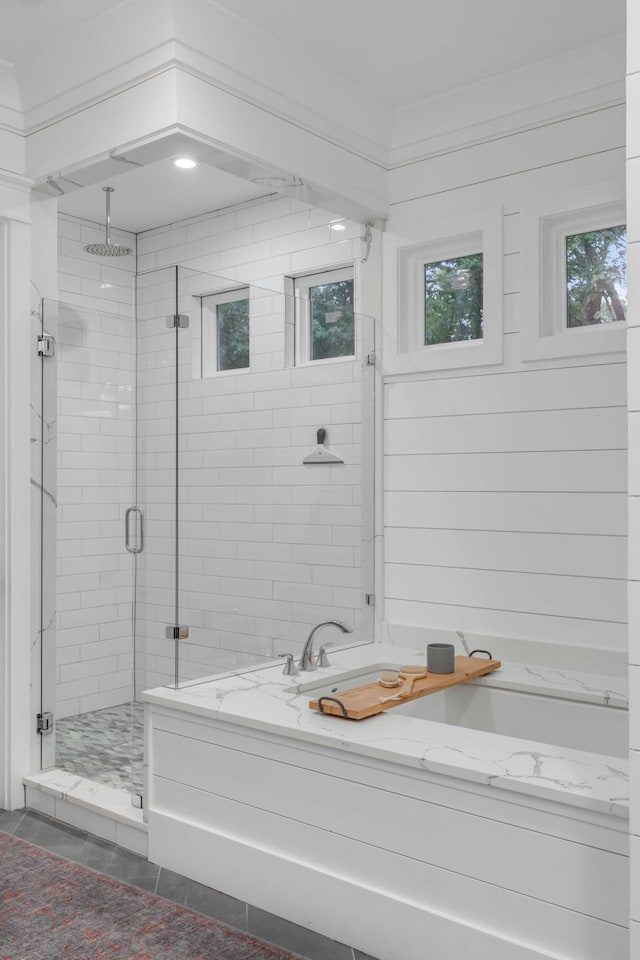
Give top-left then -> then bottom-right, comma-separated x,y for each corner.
427,642 -> 455,674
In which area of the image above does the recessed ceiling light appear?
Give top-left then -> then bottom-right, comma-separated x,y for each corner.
173,157 -> 198,169
330,221 -> 347,231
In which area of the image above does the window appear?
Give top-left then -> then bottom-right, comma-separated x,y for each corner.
424,253 -> 483,345
520,190 -> 626,361
565,226 -> 626,328
201,287 -> 250,376
293,267 -> 354,364
391,209 -> 503,374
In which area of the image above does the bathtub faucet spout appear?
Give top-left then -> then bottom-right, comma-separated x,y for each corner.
300,620 -> 353,671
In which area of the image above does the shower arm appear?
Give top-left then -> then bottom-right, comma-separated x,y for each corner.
103,186 -> 114,247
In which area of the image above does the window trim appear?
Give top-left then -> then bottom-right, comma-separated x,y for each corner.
200,286 -> 251,377
385,206 -> 503,375
292,266 -> 355,366
520,183 -> 626,362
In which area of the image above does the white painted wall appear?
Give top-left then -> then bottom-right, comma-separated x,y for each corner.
627,1 -> 640,949
54,214 -> 136,717
0,61 -> 33,808
134,196 -> 373,689
383,103 -> 628,655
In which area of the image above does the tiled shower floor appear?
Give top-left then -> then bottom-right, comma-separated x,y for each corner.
55,702 -> 144,794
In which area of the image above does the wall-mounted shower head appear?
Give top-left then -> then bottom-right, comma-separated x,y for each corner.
83,186 -> 132,257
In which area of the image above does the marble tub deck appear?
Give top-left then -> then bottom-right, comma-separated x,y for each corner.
143,644 -> 630,819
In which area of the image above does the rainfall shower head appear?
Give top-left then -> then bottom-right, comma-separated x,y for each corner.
84,187 -> 132,257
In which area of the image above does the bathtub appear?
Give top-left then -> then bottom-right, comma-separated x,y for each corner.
143,643 -> 629,960
393,678 -> 627,757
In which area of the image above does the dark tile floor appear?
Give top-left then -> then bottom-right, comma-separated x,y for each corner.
0,809 -> 379,960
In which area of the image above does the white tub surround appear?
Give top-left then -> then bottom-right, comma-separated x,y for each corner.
144,644 -> 629,960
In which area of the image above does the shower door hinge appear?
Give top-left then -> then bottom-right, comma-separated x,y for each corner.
131,792 -> 144,810
37,711 -> 54,735
166,313 -> 190,329
165,625 -> 190,640
366,352 -> 375,366
37,334 -> 55,357
365,593 -> 375,606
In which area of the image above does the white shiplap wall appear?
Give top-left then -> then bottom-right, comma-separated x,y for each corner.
55,214 -> 136,717
383,103 -> 627,652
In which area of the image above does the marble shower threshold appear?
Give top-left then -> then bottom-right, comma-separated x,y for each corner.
23,768 -> 147,857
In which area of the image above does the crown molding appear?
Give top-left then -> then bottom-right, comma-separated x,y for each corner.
389,81 -> 625,170
0,58 -> 22,133
390,32 -> 625,168
6,6 -> 629,218
0,169 -> 33,191
16,0 -> 390,170
0,170 -> 34,224
21,48 -> 390,174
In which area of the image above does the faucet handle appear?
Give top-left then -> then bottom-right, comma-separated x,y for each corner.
277,653 -> 299,676
315,642 -> 334,667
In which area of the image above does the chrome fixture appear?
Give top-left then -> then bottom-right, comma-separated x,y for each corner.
278,653 -> 299,676
316,642 -> 334,668
36,711 -> 54,735
300,621 -> 352,671
360,221 -> 374,263
84,187 -> 132,256
125,506 -> 144,554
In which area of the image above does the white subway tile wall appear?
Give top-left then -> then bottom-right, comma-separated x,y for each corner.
56,197 -> 371,701
56,215 -> 136,718
134,197 -> 371,690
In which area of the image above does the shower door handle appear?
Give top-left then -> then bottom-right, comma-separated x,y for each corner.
125,506 -> 144,554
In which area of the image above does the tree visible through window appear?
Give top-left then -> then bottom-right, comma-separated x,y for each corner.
217,298 -> 249,370
424,253 -> 483,345
200,287 -> 250,377
565,226 -> 627,327
309,278 -> 354,360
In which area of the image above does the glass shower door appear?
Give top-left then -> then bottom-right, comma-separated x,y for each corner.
134,266 -> 182,695
37,295 -> 139,800
171,268 -> 376,687
34,299 -> 58,771
133,262 -> 376,693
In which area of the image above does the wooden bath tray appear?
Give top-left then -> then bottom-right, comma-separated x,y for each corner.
309,656 -> 501,720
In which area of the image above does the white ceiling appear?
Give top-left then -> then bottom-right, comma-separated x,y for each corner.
0,0 -> 122,62
56,157 -> 272,233
5,0 -> 627,231
216,0 -> 626,107
0,0 -> 625,106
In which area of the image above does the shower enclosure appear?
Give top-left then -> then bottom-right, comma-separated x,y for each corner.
33,265 -> 375,803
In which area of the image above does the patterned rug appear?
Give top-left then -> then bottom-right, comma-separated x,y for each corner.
0,832 -> 303,960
